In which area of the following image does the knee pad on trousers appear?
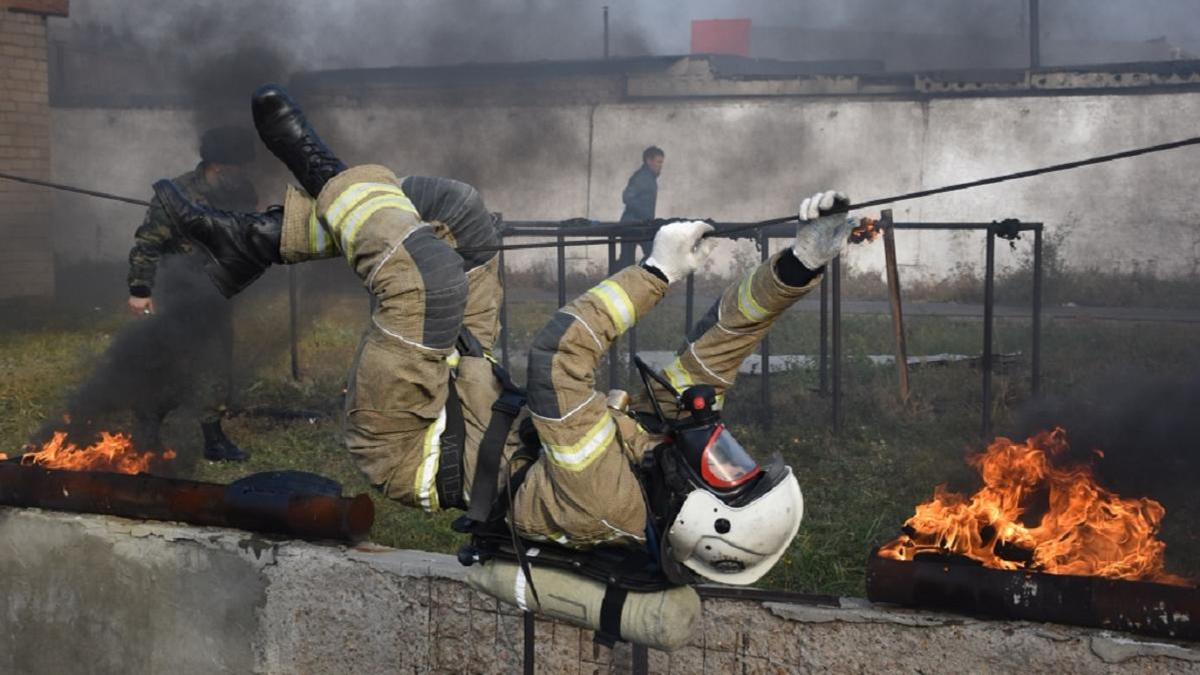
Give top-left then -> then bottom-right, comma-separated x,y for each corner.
525,311 -> 576,419
403,227 -> 468,350
401,175 -> 499,270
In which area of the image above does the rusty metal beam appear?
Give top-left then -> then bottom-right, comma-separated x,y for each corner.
0,464 -> 374,543
866,551 -> 1199,642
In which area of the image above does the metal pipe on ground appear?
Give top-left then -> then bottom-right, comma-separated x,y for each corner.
0,464 -> 373,543
866,551 -> 1199,642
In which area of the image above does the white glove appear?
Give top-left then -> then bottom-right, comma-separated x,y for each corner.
792,191 -> 857,270
644,220 -> 717,284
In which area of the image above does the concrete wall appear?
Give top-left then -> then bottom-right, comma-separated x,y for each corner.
0,1 -> 66,299
1,507 -> 1198,674
51,88 -> 1200,281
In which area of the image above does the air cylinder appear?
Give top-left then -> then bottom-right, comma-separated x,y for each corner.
466,559 -> 701,651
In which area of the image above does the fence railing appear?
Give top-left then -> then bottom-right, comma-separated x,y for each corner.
484,219 -> 1045,437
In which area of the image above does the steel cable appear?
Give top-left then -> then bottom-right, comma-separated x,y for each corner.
4,133 -> 1200,254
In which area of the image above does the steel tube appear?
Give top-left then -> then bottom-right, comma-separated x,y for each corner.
288,266 -> 300,381
499,233 -> 511,373
523,611 -> 535,675
631,644 -> 648,674
759,231 -> 771,428
881,210 -> 909,401
831,255 -> 842,433
866,552 -> 1199,642
819,273 -> 829,396
557,232 -> 567,308
608,236 -> 619,389
982,228 -> 996,438
1032,226 -> 1043,395
685,273 -> 695,335
1029,0 -> 1041,69
0,464 -> 374,543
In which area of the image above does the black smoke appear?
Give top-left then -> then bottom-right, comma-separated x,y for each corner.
31,257 -> 232,454
1013,372 -> 1200,575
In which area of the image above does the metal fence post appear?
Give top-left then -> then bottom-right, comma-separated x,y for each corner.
759,231 -> 771,428
1032,225 -> 1043,396
831,255 -> 842,433
685,272 -> 695,335
631,644 -> 649,675
881,210 -> 909,401
819,273 -> 828,396
499,231 -> 511,373
982,226 -> 996,438
523,611 -> 535,675
288,266 -> 300,381
557,230 -> 567,308
608,234 -> 619,389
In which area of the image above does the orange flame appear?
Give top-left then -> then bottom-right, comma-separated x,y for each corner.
879,428 -> 1190,586
849,217 -> 883,244
20,431 -> 175,475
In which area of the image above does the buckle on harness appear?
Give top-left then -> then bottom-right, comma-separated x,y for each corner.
492,391 -> 525,418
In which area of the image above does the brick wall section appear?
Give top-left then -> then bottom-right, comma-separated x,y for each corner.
0,7 -> 55,298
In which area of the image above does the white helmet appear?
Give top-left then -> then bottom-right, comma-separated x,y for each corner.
664,456 -> 804,585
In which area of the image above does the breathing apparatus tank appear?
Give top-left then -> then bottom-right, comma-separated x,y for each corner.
466,558 -> 701,652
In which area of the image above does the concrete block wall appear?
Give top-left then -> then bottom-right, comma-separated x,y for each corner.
50,87 -> 1200,282
0,1 -> 65,299
1,507 -> 1198,674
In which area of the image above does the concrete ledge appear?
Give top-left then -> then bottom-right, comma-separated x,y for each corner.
1,507 -> 1197,673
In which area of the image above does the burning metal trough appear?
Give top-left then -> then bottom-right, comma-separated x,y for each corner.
866,428 -> 1196,642
0,431 -> 373,544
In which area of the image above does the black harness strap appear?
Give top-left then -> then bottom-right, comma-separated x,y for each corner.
597,585 -> 629,646
435,377 -> 467,510
464,361 -> 526,523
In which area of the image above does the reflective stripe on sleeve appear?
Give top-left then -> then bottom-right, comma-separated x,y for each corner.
663,357 -> 696,392
308,207 -> 335,256
587,279 -> 636,333
414,406 -> 448,513
541,414 -> 616,472
736,271 -> 770,322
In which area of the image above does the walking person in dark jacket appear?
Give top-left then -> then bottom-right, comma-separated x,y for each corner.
617,146 -> 664,267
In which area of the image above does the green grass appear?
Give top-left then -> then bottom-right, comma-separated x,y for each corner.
2,286 -> 1198,597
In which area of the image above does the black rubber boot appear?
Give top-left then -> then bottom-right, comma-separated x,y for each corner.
201,420 -> 248,462
153,179 -> 284,298
252,83 -> 347,198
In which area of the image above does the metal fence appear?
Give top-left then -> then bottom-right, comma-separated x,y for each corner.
494,218 -> 1041,432
288,219 -> 1045,438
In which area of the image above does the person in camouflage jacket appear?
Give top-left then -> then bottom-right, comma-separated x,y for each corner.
126,126 -> 258,461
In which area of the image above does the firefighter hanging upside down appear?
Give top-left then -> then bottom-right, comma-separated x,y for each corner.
152,86 -> 857,636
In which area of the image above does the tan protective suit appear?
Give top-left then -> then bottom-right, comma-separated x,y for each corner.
280,165 -> 820,548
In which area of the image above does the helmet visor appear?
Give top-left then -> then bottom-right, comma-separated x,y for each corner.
699,424 -> 762,490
